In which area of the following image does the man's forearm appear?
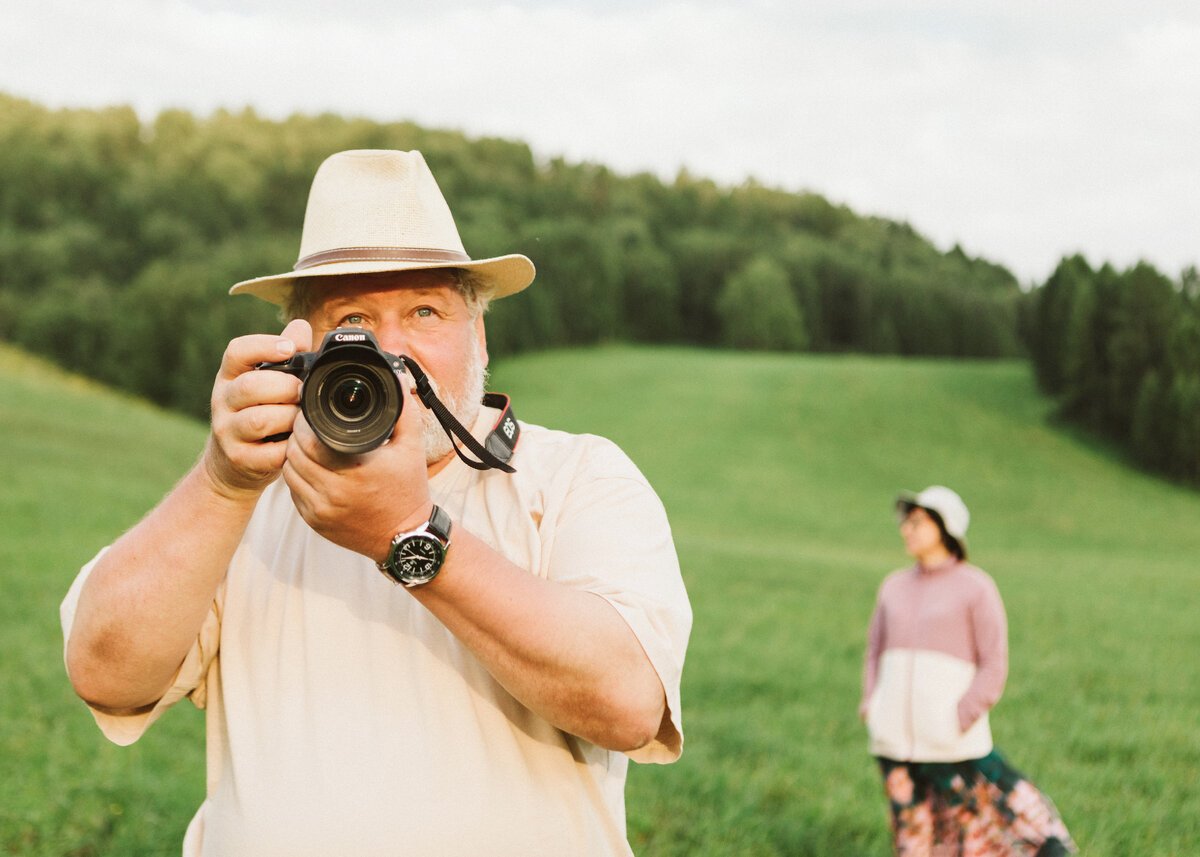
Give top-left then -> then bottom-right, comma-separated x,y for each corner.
65,460 -> 263,710
410,526 -> 667,752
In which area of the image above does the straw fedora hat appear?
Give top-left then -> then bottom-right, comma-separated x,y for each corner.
230,149 -> 536,306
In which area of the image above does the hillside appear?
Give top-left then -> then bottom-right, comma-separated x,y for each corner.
1,92 -> 1025,424
3,343 -> 1197,855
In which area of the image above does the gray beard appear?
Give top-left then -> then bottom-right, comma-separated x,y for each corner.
419,348 -> 488,465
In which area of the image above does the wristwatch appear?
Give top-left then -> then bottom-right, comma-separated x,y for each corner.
376,505 -> 452,587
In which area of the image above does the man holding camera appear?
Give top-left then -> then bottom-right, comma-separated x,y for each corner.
61,150 -> 691,856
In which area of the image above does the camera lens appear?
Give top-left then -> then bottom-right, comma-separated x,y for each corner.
330,376 -> 373,421
304,353 -> 402,454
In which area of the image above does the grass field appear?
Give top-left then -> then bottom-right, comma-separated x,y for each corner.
2,341 -> 1197,855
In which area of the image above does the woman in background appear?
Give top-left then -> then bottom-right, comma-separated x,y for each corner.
860,485 -> 1075,857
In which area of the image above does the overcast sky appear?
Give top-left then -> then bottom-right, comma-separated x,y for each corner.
4,0 -> 1197,285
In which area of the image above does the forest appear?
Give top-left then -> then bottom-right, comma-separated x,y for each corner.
1,91 -> 1195,485
1026,255 -> 1200,485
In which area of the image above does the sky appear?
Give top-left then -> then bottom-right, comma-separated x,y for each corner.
3,0 -> 1197,285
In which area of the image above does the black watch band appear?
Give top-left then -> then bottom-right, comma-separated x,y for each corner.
425,504 -> 451,543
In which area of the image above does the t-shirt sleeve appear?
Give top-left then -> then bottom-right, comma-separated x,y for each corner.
60,547 -> 220,746
541,438 -> 692,765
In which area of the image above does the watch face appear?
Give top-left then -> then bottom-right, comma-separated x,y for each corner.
390,534 -> 444,584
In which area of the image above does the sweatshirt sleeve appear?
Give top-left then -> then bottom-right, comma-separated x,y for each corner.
957,574 -> 1008,731
861,592 -> 886,715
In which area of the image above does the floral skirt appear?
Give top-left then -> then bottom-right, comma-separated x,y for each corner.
877,752 -> 1076,857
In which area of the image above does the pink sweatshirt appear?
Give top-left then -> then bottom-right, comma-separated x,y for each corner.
861,559 -> 1008,762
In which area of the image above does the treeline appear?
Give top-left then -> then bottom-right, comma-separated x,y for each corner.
0,92 -> 1025,420
1027,256 -> 1200,486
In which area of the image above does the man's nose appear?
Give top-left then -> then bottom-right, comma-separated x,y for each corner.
373,320 -> 411,356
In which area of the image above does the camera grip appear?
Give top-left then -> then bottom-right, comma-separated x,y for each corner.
256,355 -> 310,377
255,356 -> 310,443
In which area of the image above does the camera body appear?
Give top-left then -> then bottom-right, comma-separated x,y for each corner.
259,328 -> 405,454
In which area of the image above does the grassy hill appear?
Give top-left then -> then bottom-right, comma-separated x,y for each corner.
2,342 -> 1197,855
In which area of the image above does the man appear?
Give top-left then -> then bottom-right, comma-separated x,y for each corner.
61,150 -> 691,856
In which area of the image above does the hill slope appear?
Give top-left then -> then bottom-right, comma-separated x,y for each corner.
3,343 -> 1197,856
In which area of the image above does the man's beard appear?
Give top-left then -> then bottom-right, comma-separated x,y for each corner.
419,345 -> 488,465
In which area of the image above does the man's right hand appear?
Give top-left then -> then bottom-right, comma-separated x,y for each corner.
65,321 -> 314,713
205,318 -> 313,496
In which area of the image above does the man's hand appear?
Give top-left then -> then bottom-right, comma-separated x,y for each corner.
205,319 -> 313,496
281,363 -> 433,562
66,320 -> 317,712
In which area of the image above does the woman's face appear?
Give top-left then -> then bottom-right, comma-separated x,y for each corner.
899,506 -> 944,560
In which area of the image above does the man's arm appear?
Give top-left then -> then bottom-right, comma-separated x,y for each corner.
412,526 -> 670,753
281,405 -> 674,754
65,321 -> 312,711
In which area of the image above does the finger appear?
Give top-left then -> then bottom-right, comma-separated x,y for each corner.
222,367 -> 303,414
289,411 -> 358,472
222,333 -> 297,381
393,363 -> 428,443
216,320 -> 313,382
205,423 -> 290,491
280,420 -> 351,521
399,364 -> 418,396
280,318 -> 313,353
233,438 -> 291,476
230,402 -> 302,445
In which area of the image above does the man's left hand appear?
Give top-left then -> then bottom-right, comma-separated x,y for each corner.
281,377 -> 433,562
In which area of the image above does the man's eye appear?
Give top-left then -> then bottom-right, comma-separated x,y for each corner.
340,314 -> 365,326
416,307 -> 435,318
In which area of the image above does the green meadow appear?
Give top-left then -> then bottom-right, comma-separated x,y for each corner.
2,342 -> 1197,855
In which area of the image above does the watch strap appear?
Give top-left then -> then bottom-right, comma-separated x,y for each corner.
426,504 -> 452,545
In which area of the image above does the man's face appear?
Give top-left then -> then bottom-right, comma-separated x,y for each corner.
306,269 -> 489,465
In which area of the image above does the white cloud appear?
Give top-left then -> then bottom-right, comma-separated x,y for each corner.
2,0 -> 1197,283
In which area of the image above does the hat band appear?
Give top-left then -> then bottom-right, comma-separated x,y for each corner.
294,246 -> 471,271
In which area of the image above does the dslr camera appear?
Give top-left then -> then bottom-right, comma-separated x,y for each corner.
259,328 -> 406,454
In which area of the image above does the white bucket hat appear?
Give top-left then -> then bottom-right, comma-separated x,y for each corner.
230,149 -> 536,307
895,485 -> 970,550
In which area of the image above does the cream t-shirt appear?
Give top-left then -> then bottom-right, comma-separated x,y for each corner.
61,408 -> 691,857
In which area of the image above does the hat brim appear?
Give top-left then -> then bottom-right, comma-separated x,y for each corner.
229,253 -> 536,308
894,491 -> 921,521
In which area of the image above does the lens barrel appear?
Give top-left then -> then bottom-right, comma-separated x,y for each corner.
303,344 -> 402,454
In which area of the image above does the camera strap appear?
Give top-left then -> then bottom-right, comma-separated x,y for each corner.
401,356 -> 518,474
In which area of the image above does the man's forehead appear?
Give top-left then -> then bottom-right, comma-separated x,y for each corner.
316,270 -> 460,302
